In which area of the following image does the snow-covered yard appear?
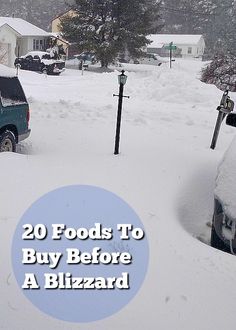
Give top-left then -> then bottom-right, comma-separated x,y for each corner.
1,60 -> 236,329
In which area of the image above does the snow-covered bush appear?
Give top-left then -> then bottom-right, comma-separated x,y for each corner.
201,53 -> 236,92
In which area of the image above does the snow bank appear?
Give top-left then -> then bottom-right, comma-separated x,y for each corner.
0,64 -> 16,77
1,60 -> 236,330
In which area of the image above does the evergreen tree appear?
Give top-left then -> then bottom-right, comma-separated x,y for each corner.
60,0 -> 163,67
162,0 -> 236,55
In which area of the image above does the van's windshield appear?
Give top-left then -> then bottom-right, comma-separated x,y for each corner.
0,77 -> 27,107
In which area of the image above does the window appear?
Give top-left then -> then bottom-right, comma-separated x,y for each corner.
42,54 -> 51,60
39,40 -> 45,50
33,55 -> 40,61
26,55 -> 33,61
0,77 -> 27,107
188,47 -> 192,54
33,39 -> 45,51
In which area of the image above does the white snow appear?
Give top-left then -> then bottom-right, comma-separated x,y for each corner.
41,59 -> 64,65
215,137 -> 236,220
21,51 -> 50,59
148,34 -> 204,47
0,17 -> 51,37
20,51 -> 65,65
0,64 -> 16,77
1,59 -> 236,330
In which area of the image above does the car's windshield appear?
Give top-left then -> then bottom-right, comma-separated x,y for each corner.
42,54 -> 51,60
0,77 -> 27,107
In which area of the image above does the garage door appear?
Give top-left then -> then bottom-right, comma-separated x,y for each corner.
0,43 -> 10,66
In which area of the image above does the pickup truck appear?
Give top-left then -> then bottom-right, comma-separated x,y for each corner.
14,51 -> 65,75
0,66 -> 30,152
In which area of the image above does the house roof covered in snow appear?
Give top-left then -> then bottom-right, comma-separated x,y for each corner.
51,32 -> 70,45
147,34 -> 204,48
0,17 -> 52,37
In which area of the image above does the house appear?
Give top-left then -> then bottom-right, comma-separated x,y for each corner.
146,34 -> 205,58
52,9 -> 76,34
52,10 -> 78,58
0,17 -> 52,67
50,32 -> 70,59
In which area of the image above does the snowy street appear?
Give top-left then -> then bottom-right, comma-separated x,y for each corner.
1,60 -> 236,329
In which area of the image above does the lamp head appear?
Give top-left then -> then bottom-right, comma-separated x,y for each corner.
118,70 -> 127,85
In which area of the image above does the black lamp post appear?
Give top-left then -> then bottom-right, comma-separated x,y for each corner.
114,70 -> 129,155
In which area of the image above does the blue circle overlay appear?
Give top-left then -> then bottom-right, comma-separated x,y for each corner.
12,185 -> 149,323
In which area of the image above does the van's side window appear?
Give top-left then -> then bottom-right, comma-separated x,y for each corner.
0,77 -> 27,107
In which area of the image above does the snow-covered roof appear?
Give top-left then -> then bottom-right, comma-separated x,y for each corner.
148,34 -> 204,47
151,43 -> 165,49
52,9 -> 72,22
51,32 -> 70,45
21,51 -> 50,58
0,64 -> 16,77
0,17 -> 52,37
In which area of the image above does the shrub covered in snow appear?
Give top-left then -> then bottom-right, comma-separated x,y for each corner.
201,53 -> 236,92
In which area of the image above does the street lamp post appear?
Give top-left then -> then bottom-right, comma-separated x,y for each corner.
113,70 -> 129,155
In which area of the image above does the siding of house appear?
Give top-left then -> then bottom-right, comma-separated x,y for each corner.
52,10 -> 76,33
177,38 -> 205,58
52,17 -> 61,33
17,37 -> 28,56
52,10 -> 77,58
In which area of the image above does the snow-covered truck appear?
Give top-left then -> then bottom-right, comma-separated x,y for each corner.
0,65 -> 30,152
14,51 -> 65,75
211,113 -> 236,254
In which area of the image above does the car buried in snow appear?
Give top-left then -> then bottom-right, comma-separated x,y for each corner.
74,52 -> 97,69
211,113 -> 236,254
134,53 -> 168,66
14,51 -> 65,75
0,65 -> 30,152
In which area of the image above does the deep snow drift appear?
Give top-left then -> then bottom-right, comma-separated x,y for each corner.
1,59 -> 236,330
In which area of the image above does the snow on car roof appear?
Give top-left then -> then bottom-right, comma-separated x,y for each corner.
0,64 -> 16,78
215,136 -> 236,220
0,17 -> 52,37
22,51 -> 65,63
148,34 -> 204,47
23,51 -> 50,58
